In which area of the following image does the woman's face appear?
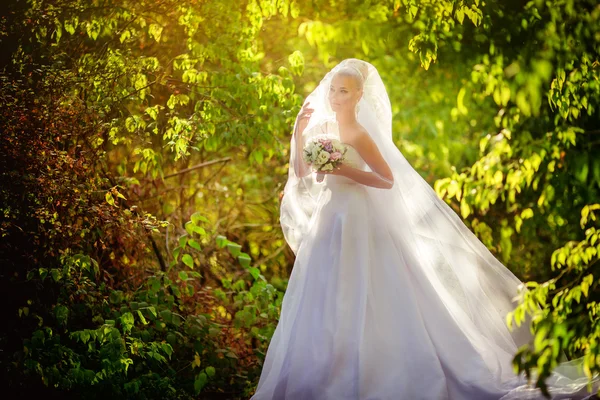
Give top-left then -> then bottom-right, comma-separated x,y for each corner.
328,74 -> 361,113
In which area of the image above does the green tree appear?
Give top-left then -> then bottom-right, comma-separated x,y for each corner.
2,0 -> 599,398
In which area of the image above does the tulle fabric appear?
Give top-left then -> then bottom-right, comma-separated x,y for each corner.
258,59 -> 600,399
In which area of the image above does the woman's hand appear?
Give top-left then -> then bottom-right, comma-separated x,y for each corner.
315,163 -> 350,182
293,101 -> 315,178
296,101 -> 314,133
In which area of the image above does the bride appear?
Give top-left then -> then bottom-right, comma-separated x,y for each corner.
250,58 -> 600,399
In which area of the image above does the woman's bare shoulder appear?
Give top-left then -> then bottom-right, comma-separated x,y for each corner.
343,124 -> 370,145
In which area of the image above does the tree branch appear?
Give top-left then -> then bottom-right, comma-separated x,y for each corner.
163,157 -> 232,179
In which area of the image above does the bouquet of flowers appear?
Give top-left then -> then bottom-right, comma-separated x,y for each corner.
302,135 -> 348,181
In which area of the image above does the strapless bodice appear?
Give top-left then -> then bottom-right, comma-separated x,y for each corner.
325,143 -> 368,186
340,143 -> 367,169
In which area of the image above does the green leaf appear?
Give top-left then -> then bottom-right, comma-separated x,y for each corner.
193,225 -> 206,236
64,17 -> 78,35
110,290 -> 123,304
182,69 -> 198,83
85,19 -> 101,40
51,268 -> 61,282
194,372 -> 208,394
460,199 -> 471,218
238,253 -> 252,268
172,313 -> 183,327
184,221 -> 195,235
455,8 -> 465,24
576,162 -> 589,183
191,212 -> 209,225
457,87 -> 468,115
189,239 -> 202,251
167,94 -> 178,109
120,30 -> 131,43
148,23 -> 163,42
81,330 -> 91,344
172,247 -> 181,263
105,192 -> 115,206
179,235 -> 189,249
146,306 -> 157,318
145,105 -> 160,120
226,243 -> 242,256
505,311 -> 513,331
162,343 -> 174,359
500,86 -> 511,106
533,59 -> 553,81
136,310 -> 148,325
225,351 -> 238,359
248,266 -> 261,280
120,312 -> 135,333
288,50 -> 304,76
54,22 -> 63,43
216,235 -> 228,248
521,208 -> 534,219
182,254 -> 194,268
252,149 -> 264,164
115,190 -> 127,200
290,0 -> 300,18
55,305 -> 69,326
160,310 -> 173,323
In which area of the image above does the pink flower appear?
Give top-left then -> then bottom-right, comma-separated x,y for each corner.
330,151 -> 342,161
318,138 -> 333,152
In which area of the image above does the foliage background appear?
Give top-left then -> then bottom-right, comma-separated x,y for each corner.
1,0 -> 599,398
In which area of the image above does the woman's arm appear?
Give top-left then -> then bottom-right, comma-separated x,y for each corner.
293,118 -> 311,178
293,102 -> 314,178
335,164 -> 394,189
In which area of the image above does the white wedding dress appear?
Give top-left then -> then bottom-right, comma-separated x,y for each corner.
251,143 -> 599,400
251,59 -> 600,400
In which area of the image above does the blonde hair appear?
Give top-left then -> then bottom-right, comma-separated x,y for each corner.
334,67 -> 364,91
334,59 -> 368,90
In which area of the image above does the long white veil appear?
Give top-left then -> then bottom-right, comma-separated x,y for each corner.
279,58 -> 600,398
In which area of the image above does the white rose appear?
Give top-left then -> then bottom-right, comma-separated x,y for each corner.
302,151 -> 312,164
316,150 -> 330,165
321,163 -> 333,171
311,146 -> 321,161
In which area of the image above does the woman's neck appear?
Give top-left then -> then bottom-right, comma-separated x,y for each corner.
335,111 -> 357,128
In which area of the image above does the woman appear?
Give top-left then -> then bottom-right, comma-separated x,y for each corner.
251,58 -> 599,399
